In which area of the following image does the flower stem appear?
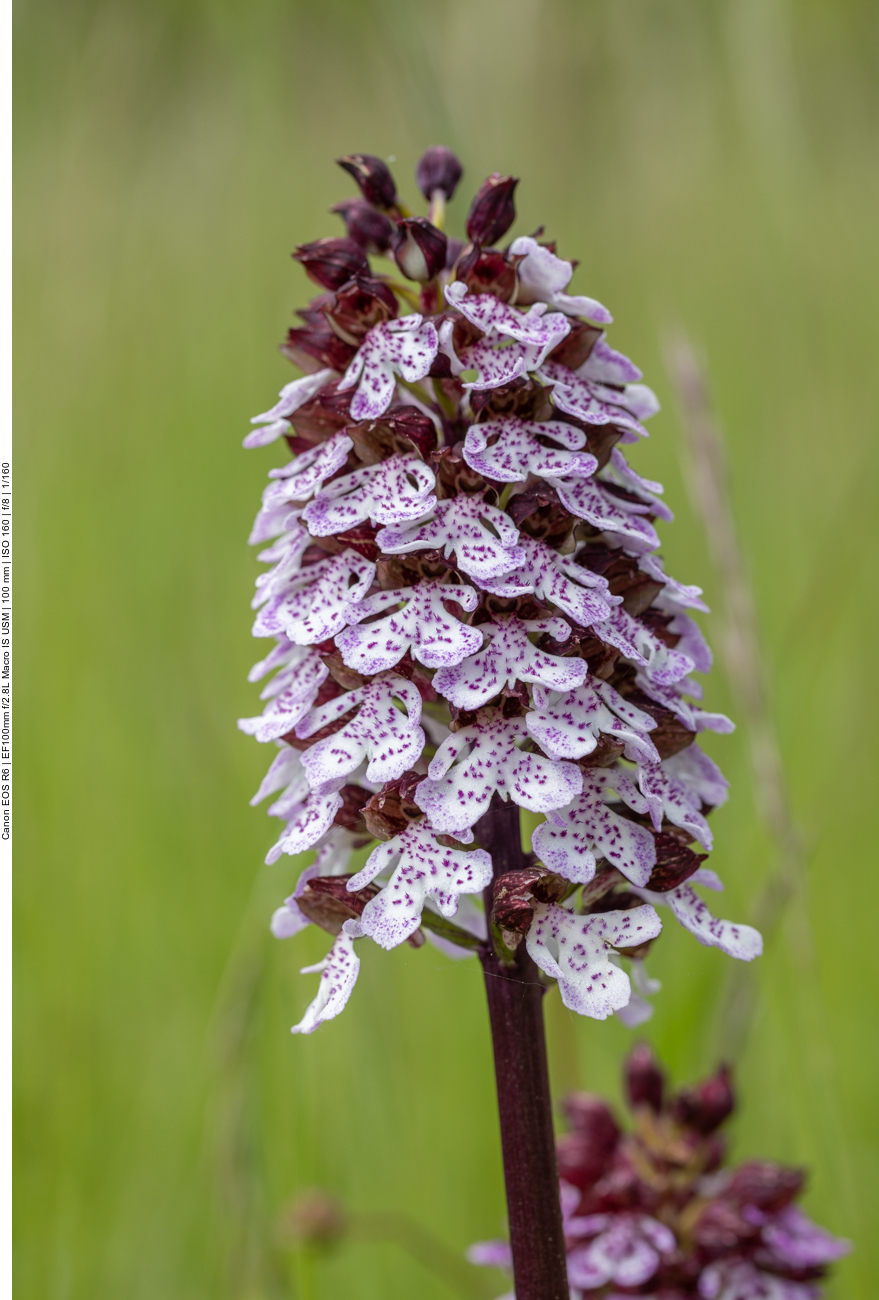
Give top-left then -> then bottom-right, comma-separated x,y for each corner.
476,797 -> 569,1300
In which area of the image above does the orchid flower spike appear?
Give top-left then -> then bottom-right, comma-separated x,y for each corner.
238,148 -> 749,1046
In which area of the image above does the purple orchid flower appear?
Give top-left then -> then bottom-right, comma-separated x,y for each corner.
238,150 -> 761,1300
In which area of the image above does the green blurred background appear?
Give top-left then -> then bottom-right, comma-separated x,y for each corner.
14,0 -> 878,1295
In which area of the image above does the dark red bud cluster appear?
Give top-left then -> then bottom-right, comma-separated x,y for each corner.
336,153 -> 398,210
466,173 -> 519,246
415,145 -> 463,200
390,217 -> 448,282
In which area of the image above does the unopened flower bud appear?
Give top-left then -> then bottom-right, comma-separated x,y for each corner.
293,237 -> 369,291
279,1189 -> 348,1246
337,153 -> 398,210
390,217 -> 447,281
415,145 -> 463,201
671,1063 -> 735,1134
331,199 -> 395,254
465,173 -> 518,246
624,1042 -> 666,1113
556,1093 -> 620,1190
726,1160 -> 805,1212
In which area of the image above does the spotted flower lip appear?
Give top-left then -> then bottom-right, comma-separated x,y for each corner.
252,548 -> 375,644
525,680 -> 660,766
242,150 -> 752,1042
343,821 -> 492,950
462,415 -> 598,482
540,359 -> 656,441
414,715 -> 584,836
534,780 -> 658,887
302,452 -> 436,533
291,931 -> 360,1035
433,615 -> 588,710
632,866 -> 763,961
480,534 -> 617,628
509,235 -> 613,323
294,674 -> 426,787
566,1213 -> 675,1289
526,902 -> 663,1019
376,493 -> 525,583
338,315 -> 439,421
337,579 -> 482,674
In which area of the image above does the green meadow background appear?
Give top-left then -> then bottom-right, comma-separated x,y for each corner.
15,0 -> 878,1296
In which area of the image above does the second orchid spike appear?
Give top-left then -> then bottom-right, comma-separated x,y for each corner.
390,218 -> 447,282
415,145 -> 463,201
336,153 -> 398,210
466,173 -> 519,246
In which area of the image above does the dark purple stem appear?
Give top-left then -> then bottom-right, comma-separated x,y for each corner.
476,796 -> 569,1300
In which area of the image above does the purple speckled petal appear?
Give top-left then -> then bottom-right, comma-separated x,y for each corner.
346,822 -> 492,950
638,553 -> 709,612
251,525 -> 312,610
635,761 -> 714,849
376,495 -> 524,584
599,606 -> 696,684
337,580 -> 482,674
250,745 -> 308,808
634,672 -> 735,735
291,932 -> 360,1035
481,535 -> 617,627
253,549 -> 376,645
303,453 -> 436,534
663,744 -> 729,809
577,335 -> 642,384
508,236 -> 613,322
270,897 -> 311,939
599,447 -> 673,522
551,476 -> 661,552
338,315 -> 439,420
526,681 -> 660,766
666,611 -> 712,673
761,1205 -> 852,1269
238,648 -> 329,743
539,360 -> 651,442
463,415 -> 597,482
533,784 -> 657,886
667,884 -> 762,960
262,431 -> 353,504
246,369 -> 335,447
295,675 -> 425,788
265,784 -> 345,863
446,280 -> 572,351
434,616 -> 587,710
459,336 -> 535,389
414,716 -> 582,836
526,903 -> 662,1019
